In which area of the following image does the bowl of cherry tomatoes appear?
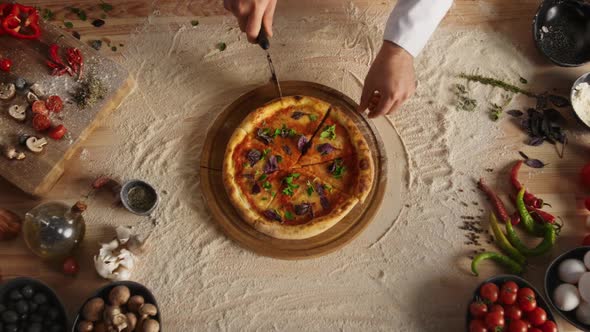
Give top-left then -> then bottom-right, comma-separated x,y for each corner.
467,275 -> 558,332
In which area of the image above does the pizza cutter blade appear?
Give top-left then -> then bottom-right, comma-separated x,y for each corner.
256,28 -> 283,99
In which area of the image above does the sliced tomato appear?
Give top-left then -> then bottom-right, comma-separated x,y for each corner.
32,100 -> 48,116
46,95 -> 64,113
32,114 -> 51,132
48,125 -> 67,140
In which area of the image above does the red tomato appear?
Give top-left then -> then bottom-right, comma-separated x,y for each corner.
489,304 -> 504,316
480,283 -> 499,303
31,100 -> 49,116
62,257 -> 79,275
507,319 -> 528,332
32,114 -> 51,132
539,320 -> 558,332
485,311 -> 505,330
517,293 -> 537,312
529,328 -> 542,332
469,300 -> 488,318
582,163 -> 590,189
505,305 -> 522,320
469,319 -> 488,332
500,281 -> 519,305
48,125 -> 67,140
583,234 -> 590,246
0,58 -> 12,72
517,287 -> 535,299
46,95 -> 64,113
585,197 -> 590,211
527,307 -> 547,326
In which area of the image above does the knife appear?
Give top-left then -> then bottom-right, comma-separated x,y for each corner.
256,28 -> 283,98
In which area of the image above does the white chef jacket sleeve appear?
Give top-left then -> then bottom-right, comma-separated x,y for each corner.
383,0 -> 453,57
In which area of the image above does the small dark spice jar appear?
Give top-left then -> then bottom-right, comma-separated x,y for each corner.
120,180 -> 159,216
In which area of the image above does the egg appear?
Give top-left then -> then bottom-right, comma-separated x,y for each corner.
584,251 -> 590,270
558,259 -> 587,284
579,272 -> 590,303
576,301 -> 590,325
553,283 -> 581,311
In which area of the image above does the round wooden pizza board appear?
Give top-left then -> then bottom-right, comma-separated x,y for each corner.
200,81 -> 388,259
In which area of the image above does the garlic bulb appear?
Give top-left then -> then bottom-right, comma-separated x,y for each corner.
94,226 -> 148,281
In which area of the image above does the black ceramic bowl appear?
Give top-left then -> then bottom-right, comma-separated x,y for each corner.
0,277 -> 68,331
545,246 -> 590,331
533,0 -> 590,67
72,281 -> 162,332
466,274 -> 556,330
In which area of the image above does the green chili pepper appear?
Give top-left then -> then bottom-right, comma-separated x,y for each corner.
505,218 -> 556,257
471,251 -> 523,276
516,187 -> 545,237
489,213 -> 526,265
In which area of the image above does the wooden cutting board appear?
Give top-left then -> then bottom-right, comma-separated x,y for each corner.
0,21 -> 133,196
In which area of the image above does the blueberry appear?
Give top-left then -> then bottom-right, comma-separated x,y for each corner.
8,290 -> 22,301
20,287 -> 33,300
31,294 -> 46,306
14,302 -> 27,315
14,77 -> 26,90
1,310 -> 18,323
4,324 -> 17,332
26,323 -> 41,332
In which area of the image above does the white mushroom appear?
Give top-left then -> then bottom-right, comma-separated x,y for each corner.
94,239 -> 137,281
29,83 -> 45,98
25,137 -> 48,153
26,91 -> 39,104
0,83 -> 16,100
8,105 -> 27,121
3,146 -> 25,160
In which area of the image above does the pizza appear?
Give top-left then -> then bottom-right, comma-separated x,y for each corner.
223,95 -> 374,240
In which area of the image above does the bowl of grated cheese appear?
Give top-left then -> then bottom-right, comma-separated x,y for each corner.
572,72 -> 590,129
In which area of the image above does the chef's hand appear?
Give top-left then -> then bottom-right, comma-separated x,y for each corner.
358,41 -> 416,118
224,0 -> 277,43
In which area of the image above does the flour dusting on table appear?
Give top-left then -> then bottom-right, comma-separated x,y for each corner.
77,4 -> 588,331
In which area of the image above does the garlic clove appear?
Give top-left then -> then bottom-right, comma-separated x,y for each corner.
8,105 -> 27,121
0,83 -> 16,100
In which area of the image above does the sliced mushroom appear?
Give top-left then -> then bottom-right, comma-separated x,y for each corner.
26,91 -> 39,104
3,146 -> 25,160
8,105 -> 26,121
29,83 -> 45,98
25,136 -> 48,153
0,83 -> 16,100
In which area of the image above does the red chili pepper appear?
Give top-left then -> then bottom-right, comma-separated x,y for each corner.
66,48 -> 83,79
1,4 -> 41,40
527,205 -> 556,224
510,211 -> 521,225
510,160 -> 544,208
47,44 -> 74,76
477,178 -> 511,223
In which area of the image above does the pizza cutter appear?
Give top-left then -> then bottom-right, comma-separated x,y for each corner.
256,27 -> 283,98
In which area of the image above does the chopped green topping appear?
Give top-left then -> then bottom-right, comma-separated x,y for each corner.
64,21 -> 74,29
258,174 -> 267,181
275,124 -> 297,137
320,125 -> 336,140
217,42 -> 227,51
191,20 -> 199,26
323,183 -> 333,193
271,191 -> 277,198
99,1 -> 114,12
262,148 -> 271,159
282,173 -> 301,196
276,155 -> 283,163
331,159 -> 346,179
67,7 -> 87,21
306,181 -> 314,196
308,114 -> 318,121
42,8 -> 55,21
242,162 -> 249,168
262,181 -> 272,191
285,211 -> 294,220
261,197 -> 268,201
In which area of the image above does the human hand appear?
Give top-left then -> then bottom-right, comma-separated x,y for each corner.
358,41 -> 416,118
223,0 -> 277,43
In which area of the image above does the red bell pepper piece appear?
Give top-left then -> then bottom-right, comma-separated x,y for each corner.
0,3 -> 13,35
1,4 -> 41,40
510,160 -> 544,208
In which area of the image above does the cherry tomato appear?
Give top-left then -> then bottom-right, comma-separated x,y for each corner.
469,300 -> 488,318
527,307 -> 547,326
469,319 -> 488,332
583,234 -> 590,246
517,287 -> 535,299
31,100 -> 48,116
585,197 -> 590,211
582,163 -> 590,189
485,311 -> 504,330
529,328 -> 542,332
517,293 -> 537,312
62,257 -> 79,275
48,125 -> 67,140
500,281 -> 519,305
46,95 -> 63,113
0,58 -> 12,72
505,305 -> 522,320
507,319 -> 528,332
480,282 -> 499,304
32,114 -> 51,132
489,304 -> 504,316
539,320 -> 558,332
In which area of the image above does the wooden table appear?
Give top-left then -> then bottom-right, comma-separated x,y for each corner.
1,0 -> 590,330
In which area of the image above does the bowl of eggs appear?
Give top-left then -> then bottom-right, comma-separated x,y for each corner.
545,246 -> 590,330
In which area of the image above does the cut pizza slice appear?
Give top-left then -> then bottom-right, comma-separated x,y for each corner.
294,152 -> 374,203
297,106 -> 369,166
253,171 -> 359,240
238,96 -> 331,168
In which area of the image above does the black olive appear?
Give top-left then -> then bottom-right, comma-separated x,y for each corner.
28,314 -> 41,323
46,308 -> 58,321
8,290 -> 22,302
31,294 -> 46,306
14,302 -> 27,315
0,304 -> 6,313
1,310 -> 18,323
48,324 -> 63,332
27,303 -> 37,313
26,323 -> 42,332
4,324 -> 17,332
20,287 -> 33,300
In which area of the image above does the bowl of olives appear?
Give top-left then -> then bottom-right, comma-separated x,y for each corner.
0,277 -> 67,332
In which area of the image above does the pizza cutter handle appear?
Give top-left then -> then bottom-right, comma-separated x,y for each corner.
256,27 -> 270,50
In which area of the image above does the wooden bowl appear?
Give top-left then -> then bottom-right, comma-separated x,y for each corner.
71,281 -> 161,332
